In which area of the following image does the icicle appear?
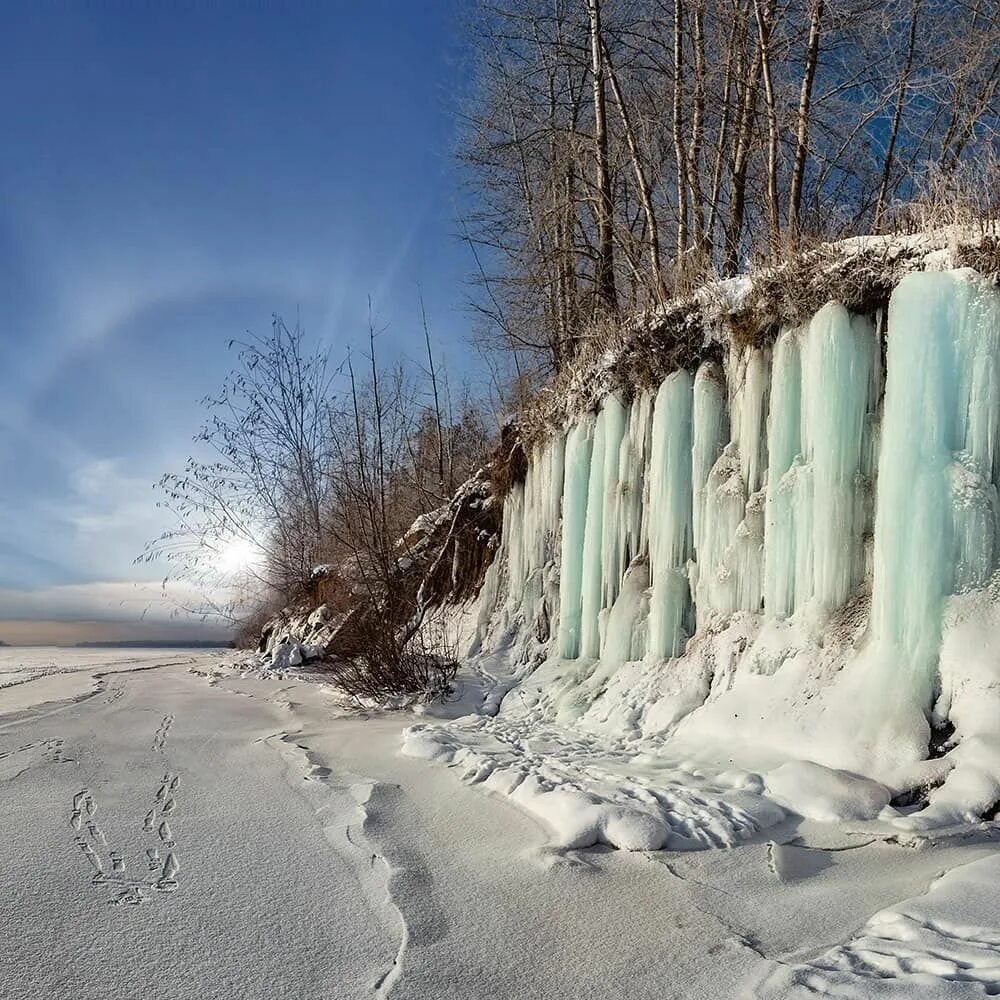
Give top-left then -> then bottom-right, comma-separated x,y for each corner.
598,396 -> 629,618
526,433 -> 566,581
733,347 -> 770,495
871,271 -> 1000,699
760,305 -> 876,618
621,395 -> 653,566
647,371 -> 695,658
580,399 -> 622,658
602,561 -> 650,664
690,362 -> 728,579
695,444 -> 745,621
802,303 -> 876,611
558,420 -> 594,658
949,451 -> 998,592
503,482 -> 526,618
763,328 -> 802,617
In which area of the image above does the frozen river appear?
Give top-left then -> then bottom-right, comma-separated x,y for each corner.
0,646 -> 227,688
2,650 -> 998,999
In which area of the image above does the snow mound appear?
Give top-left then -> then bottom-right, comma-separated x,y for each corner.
895,583 -> 1000,832
764,760 -> 892,823
403,716 -> 785,852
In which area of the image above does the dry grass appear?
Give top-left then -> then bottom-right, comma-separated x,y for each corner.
511,229 -> 998,448
515,296 -> 723,449
726,241 -> 907,349
956,235 -> 1000,281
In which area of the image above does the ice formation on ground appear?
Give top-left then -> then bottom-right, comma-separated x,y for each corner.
405,267 -> 1000,852
751,853 -> 1000,997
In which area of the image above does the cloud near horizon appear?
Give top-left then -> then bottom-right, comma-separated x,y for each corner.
0,580 -> 234,645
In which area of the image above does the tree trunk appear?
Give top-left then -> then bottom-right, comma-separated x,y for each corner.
874,0 -> 920,230
723,2 -> 762,276
754,0 -> 781,259
686,0 -> 707,259
788,0 -> 824,243
587,0 -> 618,317
602,36 -> 666,303
672,0 -> 690,261
706,11 -> 739,264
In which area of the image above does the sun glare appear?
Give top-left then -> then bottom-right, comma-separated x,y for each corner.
215,536 -> 259,576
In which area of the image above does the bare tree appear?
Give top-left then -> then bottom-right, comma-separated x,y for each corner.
145,318 -> 334,618
788,0 -> 824,242
460,0 -> 999,366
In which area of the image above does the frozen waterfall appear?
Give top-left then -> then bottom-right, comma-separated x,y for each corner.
488,268 -> 1000,709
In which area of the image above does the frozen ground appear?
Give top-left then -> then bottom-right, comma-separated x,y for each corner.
3,651 -> 1000,999
0,645 -> 216,688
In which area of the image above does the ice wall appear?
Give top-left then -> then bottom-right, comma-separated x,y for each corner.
487,269 -> 1000,714
763,304 -> 877,619
872,272 -> 1000,700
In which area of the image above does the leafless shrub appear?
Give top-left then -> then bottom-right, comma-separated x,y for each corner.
143,317 -> 334,623
899,151 -> 1000,237
150,299 -> 498,661
956,237 -> 1000,282
332,614 -> 460,705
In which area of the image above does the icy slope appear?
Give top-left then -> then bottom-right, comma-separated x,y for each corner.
407,266 -> 1000,847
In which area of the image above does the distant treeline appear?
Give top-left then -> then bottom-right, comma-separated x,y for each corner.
73,640 -> 235,649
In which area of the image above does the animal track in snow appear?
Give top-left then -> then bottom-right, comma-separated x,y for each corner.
110,886 -> 148,907
41,738 -> 67,763
0,738 -> 69,772
151,715 -> 174,751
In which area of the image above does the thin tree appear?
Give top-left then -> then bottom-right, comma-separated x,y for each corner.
788,0 -> 825,243
588,0 -> 618,316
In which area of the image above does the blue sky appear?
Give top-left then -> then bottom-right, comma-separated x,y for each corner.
0,2 -> 481,643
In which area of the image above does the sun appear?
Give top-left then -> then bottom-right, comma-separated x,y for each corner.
214,536 -> 259,576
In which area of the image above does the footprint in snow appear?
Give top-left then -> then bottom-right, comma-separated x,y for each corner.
70,772 -> 183,905
156,853 -> 180,892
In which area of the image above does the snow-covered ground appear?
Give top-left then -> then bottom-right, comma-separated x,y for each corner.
3,649 -> 1000,999
0,645 -> 217,688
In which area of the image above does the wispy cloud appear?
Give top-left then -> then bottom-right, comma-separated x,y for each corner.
35,456 -> 171,582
